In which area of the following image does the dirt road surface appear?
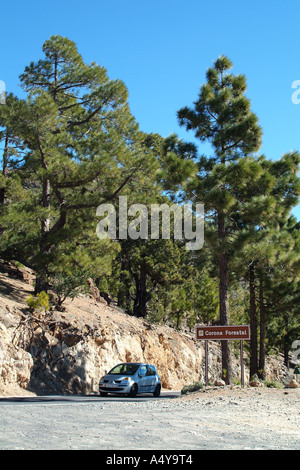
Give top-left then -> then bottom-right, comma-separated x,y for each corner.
0,387 -> 299,450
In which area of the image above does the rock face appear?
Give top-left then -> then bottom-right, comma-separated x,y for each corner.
0,263 -> 218,395
0,261 -> 293,396
0,300 -> 208,395
0,308 -> 205,395
0,307 -> 33,395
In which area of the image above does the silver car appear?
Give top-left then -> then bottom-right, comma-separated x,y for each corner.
99,362 -> 161,397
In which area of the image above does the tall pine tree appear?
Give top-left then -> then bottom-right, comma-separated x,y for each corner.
178,56 -> 262,383
0,36 -> 159,293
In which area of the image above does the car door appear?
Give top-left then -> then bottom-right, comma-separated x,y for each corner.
146,365 -> 156,392
138,365 -> 148,393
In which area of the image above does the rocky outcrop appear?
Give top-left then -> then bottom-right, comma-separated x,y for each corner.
0,261 -> 293,396
0,301 -> 207,395
0,306 -> 33,395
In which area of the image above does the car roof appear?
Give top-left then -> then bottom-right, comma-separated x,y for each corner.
116,362 -> 155,367
118,362 -> 144,365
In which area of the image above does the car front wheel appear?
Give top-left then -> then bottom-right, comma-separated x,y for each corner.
128,384 -> 138,398
153,384 -> 161,397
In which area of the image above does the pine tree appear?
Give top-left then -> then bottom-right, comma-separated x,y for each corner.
178,56 -> 262,383
257,217 -> 300,370
231,152 -> 300,377
0,94 -> 26,206
0,36 -> 159,293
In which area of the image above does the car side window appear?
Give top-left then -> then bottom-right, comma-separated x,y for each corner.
139,365 -> 147,376
146,365 -> 155,376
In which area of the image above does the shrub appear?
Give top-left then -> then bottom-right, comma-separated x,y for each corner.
26,291 -> 50,313
181,381 -> 203,394
264,379 -> 284,389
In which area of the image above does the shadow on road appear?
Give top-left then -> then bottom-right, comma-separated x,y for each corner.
0,392 -> 180,404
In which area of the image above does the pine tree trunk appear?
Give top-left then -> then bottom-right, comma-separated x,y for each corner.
35,177 -> 51,294
258,275 -> 266,379
35,50 -> 59,294
117,257 -> 127,307
0,134 -> 9,205
283,315 -> 290,368
218,213 -> 233,385
249,262 -> 258,378
133,265 -> 147,318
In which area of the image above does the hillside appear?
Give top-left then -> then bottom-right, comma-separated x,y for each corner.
0,260 -> 292,396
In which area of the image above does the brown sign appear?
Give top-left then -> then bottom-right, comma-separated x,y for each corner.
196,325 -> 250,341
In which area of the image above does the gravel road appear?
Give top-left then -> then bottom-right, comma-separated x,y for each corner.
0,387 -> 299,450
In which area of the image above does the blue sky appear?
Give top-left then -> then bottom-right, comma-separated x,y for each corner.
1,0 -> 299,219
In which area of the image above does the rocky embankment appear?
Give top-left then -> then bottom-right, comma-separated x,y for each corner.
0,261 -> 294,396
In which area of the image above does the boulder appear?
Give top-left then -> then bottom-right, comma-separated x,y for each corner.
249,378 -> 262,387
214,379 -> 226,386
289,378 -> 299,389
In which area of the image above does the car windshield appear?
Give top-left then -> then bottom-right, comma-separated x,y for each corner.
108,363 -> 141,376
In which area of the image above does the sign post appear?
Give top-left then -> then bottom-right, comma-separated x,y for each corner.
240,340 -> 244,387
196,325 -> 250,387
205,340 -> 208,387
294,365 -> 300,384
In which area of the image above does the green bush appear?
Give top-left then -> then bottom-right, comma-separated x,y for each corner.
264,379 -> 284,389
26,291 -> 50,313
181,381 -> 203,395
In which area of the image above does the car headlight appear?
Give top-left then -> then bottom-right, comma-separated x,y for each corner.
120,377 -> 130,384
